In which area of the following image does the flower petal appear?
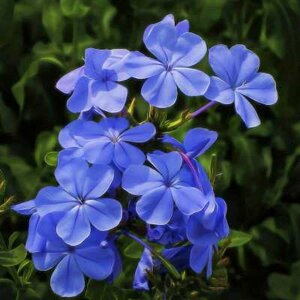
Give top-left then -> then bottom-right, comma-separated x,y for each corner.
230,44 -> 260,86
204,76 -> 234,104
91,81 -> 127,113
141,71 -> 178,108
56,206 -> 91,246
35,186 -> 78,217
67,76 -> 92,113
234,92 -> 261,128
176,20 -> 189,36
171,32 -> 207,67
124,51 -> 164,79
11,200 -> 36,216
54,159 -> 89,197
147,152 -> 182,181
26,214 -> 44,253
122,165 -> 164,195
136,187 -> 173,225
50,255 -> 85,297
114,142 -> 146,169
84,198 -> 122,231
56,66 -> 84,94
84,48 -> 110,79
237,73 -> 278,105
82,164 -> 114,199
75,246 -> 115,280
172,67 -> 210,96
83,140 -> 114,165
143,22 -> 177,64
208,45 -> 235,85
32,250 -> 64,271
190,244 -> 210,274
171,186 -> 208,215
120,122 -> 156,143
183,128 -> 218,158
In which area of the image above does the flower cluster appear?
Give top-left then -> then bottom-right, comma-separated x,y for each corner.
12,14 -> 277,297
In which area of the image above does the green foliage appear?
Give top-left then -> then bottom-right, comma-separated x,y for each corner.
0,0 -> 299,299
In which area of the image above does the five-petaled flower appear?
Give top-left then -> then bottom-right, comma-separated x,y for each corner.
205,44 -> 278,128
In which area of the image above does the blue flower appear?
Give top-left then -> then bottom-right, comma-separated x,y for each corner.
186,163 -> 229,276
35,159 -> 122,246
122,151 -> 208,225
205,44 -> 278,128
124,16 -> 210,108
56,49 -> 130,114
32,228 -> 116,297
58,117 -> 156,169
163,127 -> 218,159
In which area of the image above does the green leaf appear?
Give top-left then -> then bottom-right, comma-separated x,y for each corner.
0,169 -> 6,200
0,244 -> 27,267
124,241 -> 143,259
8,232 -> 20,249
85,280 -> 119,300
0,0 -> 14,46
60,0 -> 90,19
18,259 -> 34,283
42,2 -> 63,44
35,131 -> 57,167
44,151 -> 58,167
227,230 -> 252,248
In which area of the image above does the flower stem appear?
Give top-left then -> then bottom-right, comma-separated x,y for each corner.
121,230 -> 181,280
188,101 -> 217,119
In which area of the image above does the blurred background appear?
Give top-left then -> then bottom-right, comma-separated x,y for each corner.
0,0 -> 299,299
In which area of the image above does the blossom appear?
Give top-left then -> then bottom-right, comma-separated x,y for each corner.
35,159 -> 122,246
205,44 -> 278,128
32,228 -> 116,297
58,117 -> 156,169
122,151 -> 208,225
56,49 -> 130,114
124,16 -> 210,108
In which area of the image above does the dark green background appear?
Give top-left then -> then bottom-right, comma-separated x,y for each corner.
0,0 -> 299,299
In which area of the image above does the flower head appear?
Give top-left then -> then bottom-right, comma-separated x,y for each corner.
56,49 -> 130,114
205,44 -> 278,127
58,117 -> 156,170
124,16 -> 210,108
122,151 -> 208,225
35,159 -> 122,246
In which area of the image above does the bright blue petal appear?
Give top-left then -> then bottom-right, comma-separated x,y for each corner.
124,51 -> 164,79
136,187 -> 173,225
67,76 -> 92,113
204,76 -> 234,104
100,117 -> 129,134
176,20 -> 189,36
147,152 -> 182,181
82,164 -> 114,199
237,73 -> 278,105
234,92 -> 261,128
106,243 -> 122,282
54,158 -> 89,197
230,44 -> 260,86
57,148 -> 84,165
120,122 -> 156,143
75,246 -> 115,280
32,250 -> 64,271
171,32 -> 207,67
56,66 -> 84,94
208,45 -> 235,85
84,48 -> 110,79
122,165 -> 163,195
50,255 -> 85,297
26,214 -> 45,253
56,206 -> 91,246
143,22 -> 177,64
172,67 -> 210,96
114,142 -> 145,169
84,198 -> 122,231
83,140 -> 114,165
35,186 -> 78,216
193,162 -> 214,196
11,200 -> 36,215
184,128 -> 218,158
162,135 -> 184,151
141,71 -> 178,108
91,80 -> 127,113
190,244 -> 211,274
58,120 -> 81,148
171,186 -> 208,215
133,249 -> 153,291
